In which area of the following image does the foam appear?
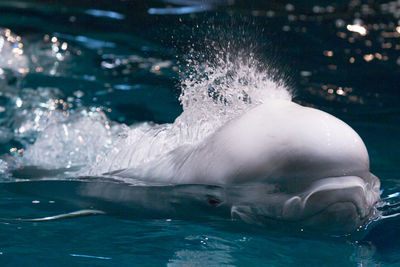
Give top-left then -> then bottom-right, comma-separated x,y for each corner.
89,52 -> 291,175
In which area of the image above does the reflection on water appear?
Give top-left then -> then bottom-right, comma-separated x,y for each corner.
0,0 -> 399,266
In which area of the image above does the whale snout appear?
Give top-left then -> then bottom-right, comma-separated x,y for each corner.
282,174 -> 381,232
229,174 -> 381,234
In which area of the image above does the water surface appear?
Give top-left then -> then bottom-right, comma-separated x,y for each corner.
0,0 -> 399,265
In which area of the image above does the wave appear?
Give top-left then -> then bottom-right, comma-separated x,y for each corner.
1,27 -> 290,179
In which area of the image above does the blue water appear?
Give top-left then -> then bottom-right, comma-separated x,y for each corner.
0,0 -> 399,266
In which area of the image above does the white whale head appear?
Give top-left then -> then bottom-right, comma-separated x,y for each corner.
113,100 -> 381,233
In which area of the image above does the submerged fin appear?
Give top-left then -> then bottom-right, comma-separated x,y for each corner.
16,209 -> 105,222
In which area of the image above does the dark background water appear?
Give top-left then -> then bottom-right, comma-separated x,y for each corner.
0,0 -> 399,265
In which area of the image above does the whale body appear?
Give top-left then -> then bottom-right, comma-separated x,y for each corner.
111,100 -> 381,233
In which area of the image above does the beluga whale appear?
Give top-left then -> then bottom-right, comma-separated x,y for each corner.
12,50 -> 381,234
110,99 -> 381,234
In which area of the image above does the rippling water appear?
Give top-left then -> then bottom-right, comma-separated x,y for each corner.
0,0 -> 399,265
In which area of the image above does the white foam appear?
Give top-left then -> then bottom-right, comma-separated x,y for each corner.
89,52 -> 291,175
21,112 -> 116,169
16,49 -> 291,176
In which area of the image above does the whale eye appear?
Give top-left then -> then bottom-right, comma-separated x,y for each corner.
206,197 -> 221,206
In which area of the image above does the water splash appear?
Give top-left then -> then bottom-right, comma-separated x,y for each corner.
377,191 -> 400,219
4,31 -> 291,179
21,110 -> 116,169
88,49 -> 291,175
179,48 -> 290,133
2,86 -> 120,172
0,28 -> 29,76
0,28 -> 29,102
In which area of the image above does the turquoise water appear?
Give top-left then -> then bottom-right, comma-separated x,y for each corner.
0,0 -> 399,266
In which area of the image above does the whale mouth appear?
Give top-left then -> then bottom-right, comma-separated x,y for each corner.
282,176 -> 379,220
230,174 -> 381,233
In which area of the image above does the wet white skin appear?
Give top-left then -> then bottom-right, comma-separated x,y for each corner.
113,100 -> 381,232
